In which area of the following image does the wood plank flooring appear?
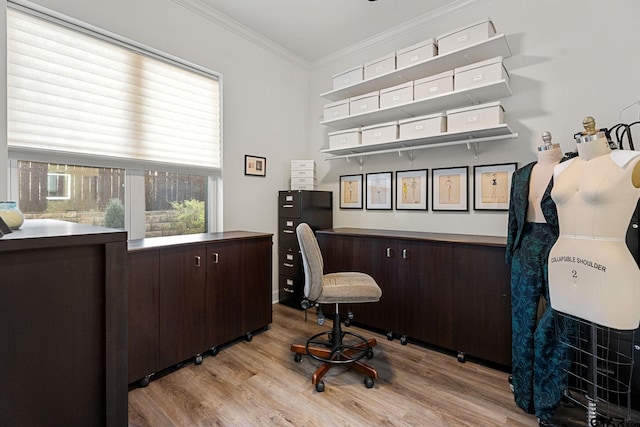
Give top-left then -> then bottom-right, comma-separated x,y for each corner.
127,303 -> 580,426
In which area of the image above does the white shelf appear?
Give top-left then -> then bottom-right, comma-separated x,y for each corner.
320,79 -> 512,130
321,124 -> 518,160
320,34 -> 512,102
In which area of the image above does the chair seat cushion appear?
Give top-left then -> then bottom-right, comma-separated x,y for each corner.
317,272 -> 382,304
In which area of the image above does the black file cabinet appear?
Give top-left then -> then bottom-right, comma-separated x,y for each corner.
278,190 -> 332,309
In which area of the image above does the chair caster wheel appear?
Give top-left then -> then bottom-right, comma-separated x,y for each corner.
457,351 -> 466,363
400,335 -> 408,345
195,354 -> 203,365
316,381 -> 325,392
364,377 -> 374,389
245,332 -> 253,342
211,346 -> 220,356
386,331 -> 393,341
367,348 -> 374,359
344,318 -> 351,327
294,353 -> 302,363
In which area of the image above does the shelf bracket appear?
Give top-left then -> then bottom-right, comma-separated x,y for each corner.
345,156 -> 364,168
398,149 -> 415,161
467,141 -> 480,161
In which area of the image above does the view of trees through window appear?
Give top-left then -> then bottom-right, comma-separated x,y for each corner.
18,161 -> 207,237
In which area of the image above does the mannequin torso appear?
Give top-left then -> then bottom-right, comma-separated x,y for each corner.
526,146 -> 563,223
548,135 -> 640,329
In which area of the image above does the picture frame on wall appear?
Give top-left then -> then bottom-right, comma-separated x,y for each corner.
473,162 -> 517,211
432,166 -> 468,211
244,155 -> 266,176
395,169 -> 428,210
339,174 -> 363,209
366,172 -> 393,210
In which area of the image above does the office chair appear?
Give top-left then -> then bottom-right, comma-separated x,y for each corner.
290,223 -> 382,392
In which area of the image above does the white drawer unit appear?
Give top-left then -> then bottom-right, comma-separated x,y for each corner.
396,38 -> 437,69
364,53 -> 396,80
349,91 -> 379,115
361,121 -> 398,145
332,65 -> 364,90
454,56 -> 508,91
437,19 -> 496,55
328,127 -> 362,149
380,81 -> 413,109
446,101 -> 504,133
291,160 -> 316,170
398,113 -> 447,140
323,99 -> 349,122
414,70 -> 454,101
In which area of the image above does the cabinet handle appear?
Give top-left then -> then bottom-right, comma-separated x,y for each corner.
284,288 -> 295,293
283,263 -> 294,268
386,247 -> 393,258
212,252 -> 219,264
195,256 -> 201,267
282,204 -> 294,208
283,230 -> 294,234
402,249 -> 408,259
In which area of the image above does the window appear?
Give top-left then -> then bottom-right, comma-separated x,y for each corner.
7,5 -> 221,238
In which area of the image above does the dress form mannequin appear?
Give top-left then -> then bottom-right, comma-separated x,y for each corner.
549,117 -> 640,329
506,132 -> 568,424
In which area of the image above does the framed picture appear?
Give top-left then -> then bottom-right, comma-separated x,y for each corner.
432,166 -> 468,211
396,169 -> 428,210
366,172 -> 393,210
473,162 -> 517,211
339,174 -> 363,209
244,155 -> 266,176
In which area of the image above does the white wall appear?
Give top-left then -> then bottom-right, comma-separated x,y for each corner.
309,0 -> 640,237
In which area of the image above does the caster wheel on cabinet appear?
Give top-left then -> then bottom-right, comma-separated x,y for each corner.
245,332 -> 253,342
211,347 -> 220,356
364,377 -> 374,389
195,354 -> 203,365
400,335 -> 408,345
457,352 -> 466,363
344,318 -> 351,327
294,353 -> 302,363
386,331 -> 394,341
316,381 -> 325,392
138,376 -> 150,388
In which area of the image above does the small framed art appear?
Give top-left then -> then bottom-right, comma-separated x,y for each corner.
432,166 -> 468,211
339,174 -> 363,209
244,155 -> 266,176
473,162 -> 517,211
396,169 -> 427,210
366,172 -> 392,210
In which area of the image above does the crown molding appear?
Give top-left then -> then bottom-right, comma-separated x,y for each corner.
172,0 -> 311,71
311,0 -> 492,68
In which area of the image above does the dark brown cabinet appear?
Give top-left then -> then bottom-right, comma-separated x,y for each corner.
317,228 -> 511,367
0,219 -> 127,427
128,232 -> 272,385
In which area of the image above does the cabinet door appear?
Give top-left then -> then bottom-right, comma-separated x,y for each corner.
452,244 -> 511,366
127,250 -> 160,383
243,237 -> 273,333
398,240 -> 454,349
159,244 -> 208,367
349,236 -> 398,333
206,240 -> 245,347
317,233 -> 354,273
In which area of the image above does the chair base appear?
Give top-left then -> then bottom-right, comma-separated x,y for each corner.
290,310 -> 379,390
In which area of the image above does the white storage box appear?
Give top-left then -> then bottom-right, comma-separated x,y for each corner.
414,70 -> 454,100
323,99 -> 349,122
291,183 -> 316,190
332,65 -> 364,90
398,113 -> 447,140
437,19 -> 496,55
454,56 -> 508,91
364,53 -> 396,80
380,81 -> 413,109
361,121 -> 398,145
328,127 -> 361,149
291,160 -> 316,170
349,91 -> 379,115
291,177 -> 316,187
290,168 -> 316,178
396,38 -> 437,69
446,101 -> 504,133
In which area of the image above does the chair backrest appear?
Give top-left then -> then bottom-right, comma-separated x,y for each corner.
296,223 -> 324,302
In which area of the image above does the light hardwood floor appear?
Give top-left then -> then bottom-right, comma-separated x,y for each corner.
128,304 -> 561,426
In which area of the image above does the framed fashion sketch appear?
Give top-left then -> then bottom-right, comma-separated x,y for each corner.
244,155 -> 266,176
396,169 -> 427,210
432,166 -> 468,211
339,174 -> 363,209
366,172 -> 392,210
473,162 -> 517,211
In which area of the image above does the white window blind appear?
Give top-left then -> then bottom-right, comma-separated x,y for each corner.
7,8 -> 221,171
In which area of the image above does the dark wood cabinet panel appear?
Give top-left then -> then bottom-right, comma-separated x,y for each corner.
243,237 -> 273,333
128,250 -> 160,383
0,220 -> 127,427
158,244 -> 208,368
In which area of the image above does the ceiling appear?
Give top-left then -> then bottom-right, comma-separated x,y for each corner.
196,0 -> 456,64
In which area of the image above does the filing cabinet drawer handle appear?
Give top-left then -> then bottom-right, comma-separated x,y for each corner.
282,204 -> 294,208
212,252 -> 219,264
195,256 -> 201,267
283,288 -> 295,293
283,230 -> 294,234
283,263 -> 294,268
